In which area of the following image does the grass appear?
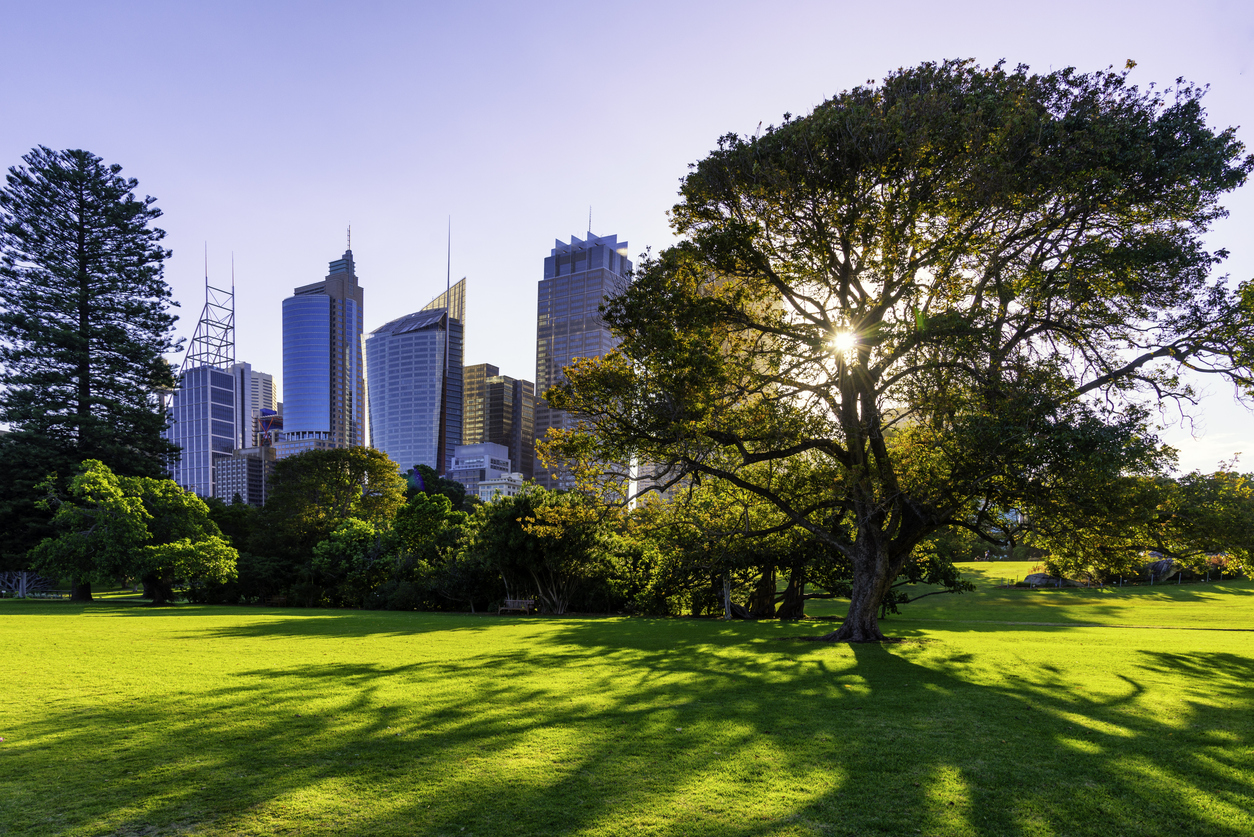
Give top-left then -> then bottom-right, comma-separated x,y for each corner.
1,565 -> 1252,837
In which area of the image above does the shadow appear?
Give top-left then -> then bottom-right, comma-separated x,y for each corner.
2,604 -> 1253,836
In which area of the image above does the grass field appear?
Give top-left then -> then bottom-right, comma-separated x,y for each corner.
2,563 -> 1252,837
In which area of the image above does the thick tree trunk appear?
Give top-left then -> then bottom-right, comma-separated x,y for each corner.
747,564 -> 776,619
776,564 -> 806,620
824,536 -> 893,642
145,572 -> 174,606
70,579 -> 93,602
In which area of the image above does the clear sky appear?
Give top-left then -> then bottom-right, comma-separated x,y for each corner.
3,0 -> 1251,472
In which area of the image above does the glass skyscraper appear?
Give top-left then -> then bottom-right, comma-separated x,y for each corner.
277,248 -> 364,458
365,282 -> 465,474
463,363 -> 536,480
534,233 -> 631,488
167,365 -> 236,497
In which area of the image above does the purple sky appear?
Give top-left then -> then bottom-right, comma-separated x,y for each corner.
3,0 -> 1252,472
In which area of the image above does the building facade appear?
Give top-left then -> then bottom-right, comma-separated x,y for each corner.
212,446 -> 275,507
534,232 -> 632,488
463,363 -> 536,479
167,365 -> 237,497
478,472 -> 525,503
447,442 -> 512,497
365,285 -> 465,474
277,248 -> 364,458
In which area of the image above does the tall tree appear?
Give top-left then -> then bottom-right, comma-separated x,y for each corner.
0,147 -> 179,571
250,446 -> 407,560
547,61 -> 1254,641
30,460 -> 237,605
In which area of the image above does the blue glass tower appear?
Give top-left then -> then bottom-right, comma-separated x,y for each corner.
278,249 -> 364,458
365,281 -> 464,474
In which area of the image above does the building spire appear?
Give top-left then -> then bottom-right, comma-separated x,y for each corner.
347,224 -> 352,251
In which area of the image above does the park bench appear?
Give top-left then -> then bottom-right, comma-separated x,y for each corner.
499,598 -> 535,615
265,595 -> 288,607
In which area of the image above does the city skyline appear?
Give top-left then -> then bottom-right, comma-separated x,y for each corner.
4,1 -> 1251,473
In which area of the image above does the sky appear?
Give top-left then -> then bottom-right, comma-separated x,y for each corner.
2,0 -> 1252,473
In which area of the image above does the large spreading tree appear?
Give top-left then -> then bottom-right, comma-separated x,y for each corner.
0,147 -> 179,570
547,60 -> 1254,641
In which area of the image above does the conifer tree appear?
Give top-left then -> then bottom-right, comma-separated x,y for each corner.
0,147 -> 179,576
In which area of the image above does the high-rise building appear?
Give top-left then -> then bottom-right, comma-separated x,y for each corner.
447,442 -> 512,497
365,280 -> 465,474
534,232 -> 632,488
463,362 -> 536,479
229,362 -> 277,449
168,365 -> 237,497
167,272 -> 237,498
276,248 -> 365,458
213,446 -> 275,507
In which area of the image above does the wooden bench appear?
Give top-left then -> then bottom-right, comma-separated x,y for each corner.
499,598 -> 535,615
265,595 -> 288,607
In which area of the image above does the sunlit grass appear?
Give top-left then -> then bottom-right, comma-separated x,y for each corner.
2,568 -> 1252,836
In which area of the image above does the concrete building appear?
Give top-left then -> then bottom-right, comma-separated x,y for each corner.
212,446 -> 275,507
365,280 -> 465,474
534,232 -> 632,488
463,363 -> 536,479
447,442 -> 511,496
478,472 -> 525,503
276,247 -> 364,459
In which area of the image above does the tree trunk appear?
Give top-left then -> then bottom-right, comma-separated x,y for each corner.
747,564 -> 776,619
776,564 -> 806,620
70,579 -> 93,602
145,572 -> 174,606
824,536 -> 892,642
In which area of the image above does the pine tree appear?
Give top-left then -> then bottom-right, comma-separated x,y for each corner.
0,147 -> 179,576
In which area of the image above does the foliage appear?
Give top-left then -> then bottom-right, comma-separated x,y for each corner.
547,60 -> 1254,640
0,147 -> 179,566
470,487 -> 614,614
29,459 -> 236,603
251,446 -> 406,559
204,496 -> 258,552
1040,467 -> 1254,582
410,463 -> 471,511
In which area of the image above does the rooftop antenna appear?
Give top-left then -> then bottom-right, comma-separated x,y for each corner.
181,244 -> 235,374
348,224 -> 352,251
588,206 -> 592,238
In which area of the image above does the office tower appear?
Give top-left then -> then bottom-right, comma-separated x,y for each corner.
464,362 -> 536,479
365,280 -> 465,474
276,247 -> 365,458
228,362 -> 277,449
212,446 -> 275,507
167,273 -> 236,498
534,232 -> 632,488
447,442 -> 512,496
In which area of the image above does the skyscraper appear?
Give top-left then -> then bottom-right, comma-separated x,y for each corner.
166,271 -> 237,498
463,363 -> 536,480
276,248 -> 364,458
365,279 -> 465,474
534,232 -> 631,488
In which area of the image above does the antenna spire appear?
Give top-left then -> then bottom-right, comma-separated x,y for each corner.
347,224 -> 352,251
588,206 -> 592,237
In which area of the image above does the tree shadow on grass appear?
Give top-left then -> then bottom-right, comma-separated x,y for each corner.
3,614 -> 1252,837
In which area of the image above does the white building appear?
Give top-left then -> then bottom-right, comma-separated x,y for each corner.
478,472 -> 525,503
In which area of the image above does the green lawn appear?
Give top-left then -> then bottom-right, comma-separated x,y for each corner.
2,565 -> 1252,837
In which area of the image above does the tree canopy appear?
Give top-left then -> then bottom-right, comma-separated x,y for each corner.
547,60 -> 1254,641
30,459 -> 237,603
252,447 -> 407,559
0,147 -> 178,567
